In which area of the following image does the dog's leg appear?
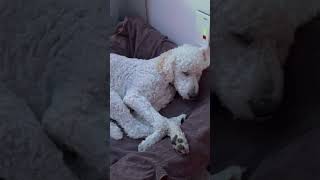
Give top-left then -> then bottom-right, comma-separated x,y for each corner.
138,130 -> 166,152
123,90 -> 189,153
169,114 -> 187,125
110,90 -> 153,139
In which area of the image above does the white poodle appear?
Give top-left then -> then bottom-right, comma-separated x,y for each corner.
110,44 -> 210,154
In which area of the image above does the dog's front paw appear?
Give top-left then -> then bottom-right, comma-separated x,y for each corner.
170,133 -> 189,154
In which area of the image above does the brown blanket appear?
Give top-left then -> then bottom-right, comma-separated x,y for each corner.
110,16 -> 210,180
110,16 -> 176,59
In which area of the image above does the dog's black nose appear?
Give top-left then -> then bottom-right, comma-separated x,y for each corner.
187,86 -> 199,99
188,92 -> 198,99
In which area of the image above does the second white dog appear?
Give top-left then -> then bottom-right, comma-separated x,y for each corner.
110,44 -> 210,154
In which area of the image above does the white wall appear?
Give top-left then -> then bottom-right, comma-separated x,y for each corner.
147,0 -> 210,46
112,0 -> 210,46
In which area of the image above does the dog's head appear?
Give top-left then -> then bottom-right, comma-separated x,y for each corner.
158,44 -> 210,100
212,37 -> 284,120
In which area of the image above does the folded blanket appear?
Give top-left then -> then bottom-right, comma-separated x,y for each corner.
111,16 -> 176,59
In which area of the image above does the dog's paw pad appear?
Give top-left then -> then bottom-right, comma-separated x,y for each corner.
170,134 -> 189,154
177,138 -> 184,143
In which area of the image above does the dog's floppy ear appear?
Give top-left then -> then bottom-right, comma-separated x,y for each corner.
157,50 -> 175,82
200,46 -> 210,68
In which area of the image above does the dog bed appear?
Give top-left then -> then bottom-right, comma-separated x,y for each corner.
110,16 -> 210,180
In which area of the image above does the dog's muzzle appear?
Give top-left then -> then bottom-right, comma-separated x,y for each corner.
187,88 -> 198,99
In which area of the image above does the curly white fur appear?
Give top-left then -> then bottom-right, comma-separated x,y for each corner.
110,44 -> 210,153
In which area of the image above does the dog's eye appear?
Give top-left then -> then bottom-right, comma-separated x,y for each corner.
183,72 -> 189,76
